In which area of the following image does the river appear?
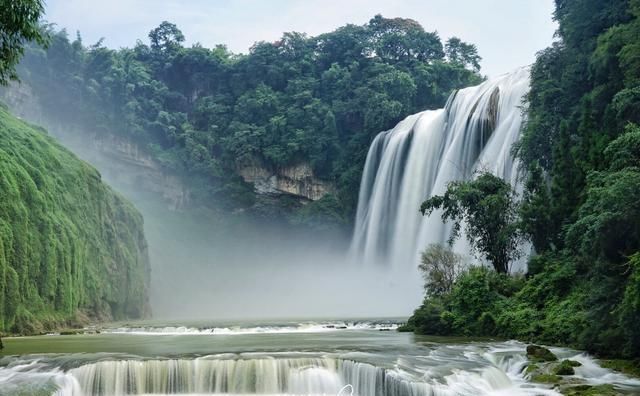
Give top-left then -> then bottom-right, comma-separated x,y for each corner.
2,319 -> 639,395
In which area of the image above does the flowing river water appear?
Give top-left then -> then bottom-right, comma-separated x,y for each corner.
2,319 -> 640,396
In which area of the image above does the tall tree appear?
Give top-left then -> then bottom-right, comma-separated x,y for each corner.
0,0 -> 48,84
445,37 -> 481,72
421,173 -> 521,273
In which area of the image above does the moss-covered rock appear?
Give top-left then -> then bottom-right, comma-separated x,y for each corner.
531,373 -> 562,384
524,363 -> 539,374
554,359 -> 582,375
560,384 -> 621,396
527,344 -> 558,362
0,106 -> 150,333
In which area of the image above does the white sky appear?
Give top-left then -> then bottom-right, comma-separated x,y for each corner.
44,0 -> 557,77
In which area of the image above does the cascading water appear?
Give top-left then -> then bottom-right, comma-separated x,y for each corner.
4,327 -> 640,396
1,346 -> 567,396
350,68 -> 530,267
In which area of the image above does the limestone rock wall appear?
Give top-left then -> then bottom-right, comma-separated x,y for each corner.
237,158 -> 334,201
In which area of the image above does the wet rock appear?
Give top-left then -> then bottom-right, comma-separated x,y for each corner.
560,384 -> 621,396
524,363 -> 539,374
554,359 -> 582,375
59,330 -> 81,336
527,344 -> 558,362
531,373 -> 562,384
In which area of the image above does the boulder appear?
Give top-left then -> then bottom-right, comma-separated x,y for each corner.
527,344 -> 558,362
554,359 -> 582,375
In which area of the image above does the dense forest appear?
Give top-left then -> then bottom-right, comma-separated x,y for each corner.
0,103 -> 150,334
405,0 -> 640,360
2,16 -> 482,225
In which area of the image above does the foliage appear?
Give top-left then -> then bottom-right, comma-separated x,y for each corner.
444,37 -> 481,72
0,0 -> 48,85
516,0 -> 639,250
1,16 -> 482,223
421,172 -> 522,273
418,244 -> 463,298
598,359 -> 640,378
0,105 -> 150,333
405,266 -> 523,336
401,298 -> 452,335
408,0 -> 640,360
618,253 -> 640,356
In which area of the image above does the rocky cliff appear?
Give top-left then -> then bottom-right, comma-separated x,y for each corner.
2,83 -> 335,211
237,158 -> 335,201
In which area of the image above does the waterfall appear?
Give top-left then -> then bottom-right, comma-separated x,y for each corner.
47,355 -> 507,396
350,68 -> 530,267
15,342 -> 633,396
42,353 -> 557,396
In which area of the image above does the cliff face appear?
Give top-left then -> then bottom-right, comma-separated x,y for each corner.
237,158 -> 335,201
0,105 -> 150,334
68,132 -> 190,211
2,83 -> 334,210
1,83 -> 190,211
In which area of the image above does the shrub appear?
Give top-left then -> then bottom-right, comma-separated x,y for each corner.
406,298 -> 452,335
418,244 -> 463,298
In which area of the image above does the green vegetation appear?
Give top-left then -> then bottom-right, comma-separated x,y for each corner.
0,0 -> 48,85
0,104 -> 150,334
560,384 -> 619,396
599,359 -> 640,378
421,173 -> 522,273
406,0 -> 640,360
530,373 -> 562,384
418,244 -> 463,298
554,360 -> 582,375
2,16 -> 481,224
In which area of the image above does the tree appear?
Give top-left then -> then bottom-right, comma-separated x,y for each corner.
420,172 -> 521,273
0,0 -> 48,84
418,244 -> 463,298
445,37 -> 481,72
565,125 -> 640,262
148,21 -> 184,55
4,16 -> 481,216
368,14 -> 444,63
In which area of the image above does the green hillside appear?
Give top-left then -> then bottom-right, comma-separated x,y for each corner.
0,104 -> 150,334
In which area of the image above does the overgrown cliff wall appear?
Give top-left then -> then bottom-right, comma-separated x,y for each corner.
0,104 -> 150,334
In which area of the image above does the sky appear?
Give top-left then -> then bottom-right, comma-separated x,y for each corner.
44,0 -> 558,78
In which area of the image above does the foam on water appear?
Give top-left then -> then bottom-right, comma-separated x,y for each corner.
98,321 -> 401,336
8,339 -> 638,396
4,337 -> 640,396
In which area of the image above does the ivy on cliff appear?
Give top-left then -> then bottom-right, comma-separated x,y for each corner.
0,104 -> 150,334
